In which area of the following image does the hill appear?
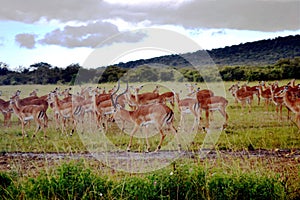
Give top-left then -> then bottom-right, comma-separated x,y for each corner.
0,35 -> 299,85
114,34 -> 300,68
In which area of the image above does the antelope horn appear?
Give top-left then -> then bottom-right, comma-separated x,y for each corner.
111,81 -> 120,109
115,82 -> 128,108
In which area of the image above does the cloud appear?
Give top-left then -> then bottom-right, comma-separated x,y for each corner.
38,21 -> 146,48
0,0 -> 113,23
7,0 -> 300,49
121,0 -> 300,31
15,33 -> 37,49
2,0 -> 299,32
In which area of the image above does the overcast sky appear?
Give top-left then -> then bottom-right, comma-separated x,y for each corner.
0,0 -> 299,69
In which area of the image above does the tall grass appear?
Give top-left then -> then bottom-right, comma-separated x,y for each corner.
1,160 -> 292,200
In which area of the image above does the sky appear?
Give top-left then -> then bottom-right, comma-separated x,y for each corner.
0,0 -> 299,70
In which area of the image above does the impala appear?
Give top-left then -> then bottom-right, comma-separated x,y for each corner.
197,90 -> 228,130
241,82 -> 260,105
9,95 -> 46,138
270,82 -> 291,120
13,91 -> 49,127
174,91 -> 201,131
93,97 -> 115,132
229,84 -> 254,113
112,82 -> 181,152
158,91 -> 175,109
0,99 -> 12,127
48,92 -> 83,135
278,86 -> 300,130
125,85 -> 160,108
257,82 -> 272,111
287,79 -> 300,99
185,83 -> 198,97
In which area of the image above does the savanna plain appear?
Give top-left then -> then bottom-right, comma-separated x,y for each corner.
0,80 -> 299,199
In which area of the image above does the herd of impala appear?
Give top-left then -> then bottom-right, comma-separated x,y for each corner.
0,79 -> 299,152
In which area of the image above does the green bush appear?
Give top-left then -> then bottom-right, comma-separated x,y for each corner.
208,173 -> 285,200
0,172 -> 18,200
0,162 -> 290,200
24,161 -> 111,200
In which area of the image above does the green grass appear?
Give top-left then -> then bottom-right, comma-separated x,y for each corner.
0,81 -> 299,153
0,81 -> 299,199
1,160 -> 294,200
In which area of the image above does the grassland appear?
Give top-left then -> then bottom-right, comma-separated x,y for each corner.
0,81 -> 299,153
0,81 -> 299,199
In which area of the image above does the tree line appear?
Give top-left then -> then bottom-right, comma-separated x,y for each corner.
1,35 -> 299,85
0,57 -> 299,85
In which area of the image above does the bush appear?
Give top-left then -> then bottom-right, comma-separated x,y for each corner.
208,173 -> 285,200
0,172 -> 18,199
24,161 -> 111,200
0,162 -> 288,200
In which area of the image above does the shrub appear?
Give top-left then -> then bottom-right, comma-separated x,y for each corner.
24,161 -> 111,200
208,172 -> 285,200
0,162 -> 288,200
0,172 -> 18,199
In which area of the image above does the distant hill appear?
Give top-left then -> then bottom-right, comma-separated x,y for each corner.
114,35 -> 300,68
1,35 -> 299,85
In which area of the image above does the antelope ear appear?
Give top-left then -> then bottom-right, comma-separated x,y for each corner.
16,90 -> 21,96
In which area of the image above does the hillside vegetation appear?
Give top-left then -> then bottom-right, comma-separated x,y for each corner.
0,35 -> 299,85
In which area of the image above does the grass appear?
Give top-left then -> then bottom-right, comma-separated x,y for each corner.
1,157 -> 299,199
0,81 -> 299,199
0,81 -> 299,153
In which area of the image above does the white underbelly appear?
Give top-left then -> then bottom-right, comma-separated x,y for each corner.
24,116 -> 33,121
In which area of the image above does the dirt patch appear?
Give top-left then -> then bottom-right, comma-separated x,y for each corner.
0,149 -> 299,173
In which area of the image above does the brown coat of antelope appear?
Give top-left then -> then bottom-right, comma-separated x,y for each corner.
0,98 -> 12,127
112,82 -> 181,152
257,81 -> 272,111
9,95 -> 47,138
278,85 -> 300,131
196,89 -> 228,130
228,84 -> 254,113
175,91 -> 201,131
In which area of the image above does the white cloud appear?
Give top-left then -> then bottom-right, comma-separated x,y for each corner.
2,0 -> 299,31
15,33 -> 37,49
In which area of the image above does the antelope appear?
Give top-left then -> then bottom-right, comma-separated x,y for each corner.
257,81 -> 272,111
287,79 -> 300,99
13,91 -> 49,127
185,83 -> 198,97
29,89 -> 38,97
93,97 -> 115,132
126,85 -> 161,108
278,86 -> 300,130
270,82 -> 291,120
92,87 -> 126,131
9,95 -> 46,138
228,83 -> 254,113
241,82 -> 260,105
197,91 -> 228,130
174,91 -> 201,131
196,88 -> 215,120
48,92 -> 83,135
0,99 -> 12,127
13,90 -> 39,106
111,82 -> 181,152
158,90 -> 175,109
